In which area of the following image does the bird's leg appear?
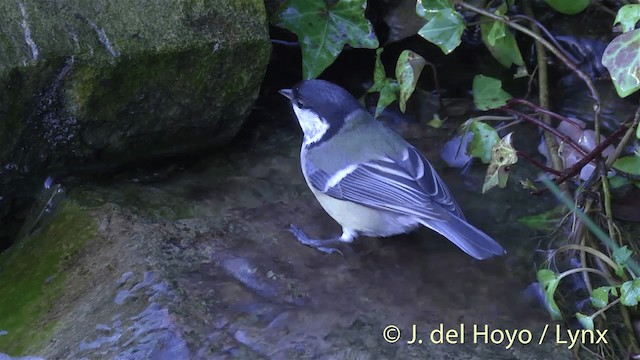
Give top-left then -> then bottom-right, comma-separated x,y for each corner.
289,225 -> 356,255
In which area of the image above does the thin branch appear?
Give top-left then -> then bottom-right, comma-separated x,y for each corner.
554,123 -> 629,185
456,0 -> 602,127
510,14 -> 579,65
517,150 -> 563,176
605,106 -> 640,170
507,98 -> 584,128
502,108 -> 588,156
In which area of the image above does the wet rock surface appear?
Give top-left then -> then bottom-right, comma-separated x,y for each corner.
0,115 -> 574,358
0,0 -> 271,250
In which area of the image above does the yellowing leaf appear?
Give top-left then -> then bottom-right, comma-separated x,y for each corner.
395,50 -> 427,112
482,132 -> 518,193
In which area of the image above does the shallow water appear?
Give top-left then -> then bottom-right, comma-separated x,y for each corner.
67,108 -> 568,358
2,96 -> 577,359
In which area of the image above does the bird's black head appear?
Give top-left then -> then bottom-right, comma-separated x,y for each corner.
279,80 -> 365,145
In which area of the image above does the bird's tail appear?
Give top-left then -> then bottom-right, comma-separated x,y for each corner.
418,213 -> 506,260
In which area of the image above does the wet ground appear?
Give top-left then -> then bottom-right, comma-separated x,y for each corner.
2,102 -> 575,359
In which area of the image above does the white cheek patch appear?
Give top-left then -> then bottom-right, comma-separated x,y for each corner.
293,105 -> 329,145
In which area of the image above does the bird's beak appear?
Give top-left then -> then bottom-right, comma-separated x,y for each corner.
278,88 -> 293,100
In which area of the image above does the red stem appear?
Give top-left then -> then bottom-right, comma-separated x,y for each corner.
553,123 -> 629,186
507,99 -> 584,128
502,108 -> 588,156
517,150 -> 563,176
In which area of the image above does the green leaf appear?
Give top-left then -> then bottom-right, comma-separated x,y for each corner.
417,8 -> 466,54
609,175 -> 631,189
273,0 -> 379,80
486,18 -> 505,46
614,245 -> 633,265
613,155 -> 640,175
376,81 -> 400,117
415,0 -> 453,21
614,4 -> 640,33
602,29 -> 640,98
472,75 -> 513,110
575,313 -> 594,331
518,206 -> 566,231
537,269 -> 563,320
464,120 -> 500,163
636,122 -> 640,139
479,4 -> 524,68
621,279 -> 640,306
513,65 -> 529,79
482,132 -> 518,193
614,245 -> 633,278
544,0 -> 590,15
370,48 -> 387,93
481,21 -> 524,68
368,48 -> 400,117
395,50 -> 427,112
427,114 -> 444,128
591,287 -> 611,309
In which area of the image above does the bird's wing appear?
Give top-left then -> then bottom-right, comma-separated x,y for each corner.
306,146 -> 464,220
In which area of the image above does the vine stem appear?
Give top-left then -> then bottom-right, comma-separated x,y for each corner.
553,243 -> 619,271
456,1 -> 602,127
605,105 -> 640,170
516,150 -> 562,176
507,99 -> 584,127
557,267 -> 612,282
591,297 -> 621,321
552,122 -> 629,186
502,108 -> 588,156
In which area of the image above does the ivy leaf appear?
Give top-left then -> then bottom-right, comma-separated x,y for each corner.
614,4 -> 640,33
368,48 -> 399,117
480,5 -> 524,68
575,313 -> 594,331
417,8 -> 466,54
376,82 -> 400,117
518,206 -> 566,231
415,0 -> 453,21
486,18 -> 505,46
620,279 -> 640,306
273,0 -> 379,80
614,245 -> 633,265
544,0 -> 590,15
612,155 -> 640,175
609,175 -> 631,189
537,269 -> 563,320
472,75 -> 513,110
464,120 -> 500,163
482,132 -> 518,193
602,29 -> 640,98
395,50 -> 427,112
613,245 -> 633,277
427,114 -> 444,128
370,48 -> 387,93
591,286 -> 612,309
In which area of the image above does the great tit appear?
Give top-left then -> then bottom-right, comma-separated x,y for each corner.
279,79 -> 505,260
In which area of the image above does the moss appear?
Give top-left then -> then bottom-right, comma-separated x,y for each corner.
0,200 -> 97,355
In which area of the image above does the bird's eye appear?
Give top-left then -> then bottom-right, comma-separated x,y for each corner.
295,98 -> 307,109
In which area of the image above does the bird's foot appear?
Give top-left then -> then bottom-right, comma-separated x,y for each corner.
289,224 -> 349,256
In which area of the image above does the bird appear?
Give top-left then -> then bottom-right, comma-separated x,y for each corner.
279,79 -> 505,260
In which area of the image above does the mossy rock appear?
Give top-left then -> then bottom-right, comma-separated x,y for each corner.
0,200 -> 97,354
0,0 -> 271,249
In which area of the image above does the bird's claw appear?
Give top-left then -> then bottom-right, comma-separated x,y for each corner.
288,224 -> 344,256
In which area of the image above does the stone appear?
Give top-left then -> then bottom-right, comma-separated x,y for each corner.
0,0 -> 271,250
